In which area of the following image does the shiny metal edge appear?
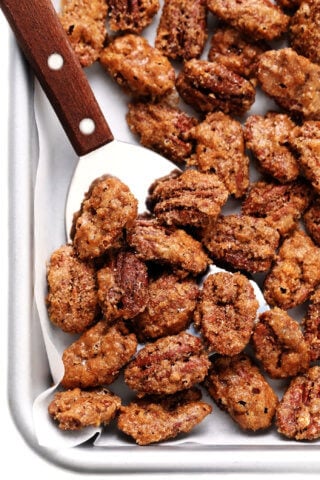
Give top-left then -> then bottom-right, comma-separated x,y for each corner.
6,36 -> 320,474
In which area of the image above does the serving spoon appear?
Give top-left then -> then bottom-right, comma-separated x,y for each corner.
0,0 -> 177,236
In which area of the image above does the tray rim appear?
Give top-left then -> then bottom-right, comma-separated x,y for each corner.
7,36 -> 320,475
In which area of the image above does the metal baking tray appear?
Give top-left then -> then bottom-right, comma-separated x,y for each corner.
7,28 -> 320,475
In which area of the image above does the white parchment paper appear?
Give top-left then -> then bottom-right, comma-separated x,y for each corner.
31,0 -> 317,449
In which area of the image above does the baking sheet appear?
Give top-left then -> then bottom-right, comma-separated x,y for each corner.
7,0 -> 320,472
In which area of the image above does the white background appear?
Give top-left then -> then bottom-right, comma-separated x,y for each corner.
0,6 -> 317,480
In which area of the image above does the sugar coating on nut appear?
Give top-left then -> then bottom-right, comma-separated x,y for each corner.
100,34 -> 175,99
108,0 -> 159,34
208,26 -> 268,83
117,388 -> 212,445
46,244 -> 98,333
242,180 -> 311,237
187,111 -> 250,198
61,320 -> 137,389
252,307 -> 310,379
59,0 -> 108,67
48,387 -> 121,430
126,102 -> 198,164
202,214 -> 280,274
289,121 -> 320,194
303,288 -> 320,362
97,250 -> 148,322
244,113 -> 300,183
289,0 -> 320,65
205,354 -> 278,431
126,216 -> 210,276
206,0 -> 289,41
257,48 -> 320,120
276,366 -> 320,440
133,273 -> 199,341
72,175 -> 138,260
155,0 -> 207,60
304,197 -> 320,246
263,229 -> 320,309
194,272 -> 259,356
176,59 -> 256,117
124,332 -> 210,395
147,169 -> 228,228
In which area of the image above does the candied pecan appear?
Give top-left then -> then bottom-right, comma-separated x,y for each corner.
242,180 -> 311,237
289,0 -> 320,65
117,388 -> 212,445
155,0 -> 207,60
175,59 -> 256,117
276,366 -> 320,440
124,332 -> 210,395
257,48 -> 320,120
100,34 -> 175,99
133,273 -> 199,341
72,175 -> 138,260
290,121 -> 320,194
263,229 -> 320,309
208,26 -> 268,83
187,112 -> 250,198
303,288 -> 320,362
48,387 -> 121,431
194,272 -> 258,356
61,321 -> 137,389
126,102 -> 198,164
59,0 -> 108,67
252,308 -> 310,379
108,0 -> 159,34
46,244 -> 98,333
126,216 -> 210,276
97,250 -> 148,321
304,197 -> 320,246
147,169 -> 228,228
202,214 -> 280,274
206,0 -> 289,41
205,354 -> 278,431
244,113 -> 300,183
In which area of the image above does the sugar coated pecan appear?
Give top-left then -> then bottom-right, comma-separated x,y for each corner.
206,0 -> 289,41
202,214 -> 280,273
108,0 -> 159,34
126,102 -> 198,164
176,59 -> 255,117
289,0 -> 320,65
61,321 -> 137,389
304,197 -> 320,246
194,272 -> 259,355
155,0 -> 207,60
244,113 -> 300,183
126,216 -> 210,276
205,354 -> 278,431
59,0 -> 108,67
187,112 -> 250,198
48,387 -> 121,430
252,308 -> 310,379
303,288 -> 320,362
257,48 -> 320,120
147,169 -> 228,228
46,244 -> 98,333
72,175 -> 138,260
276,366 -> 320,440
97,250 -> 148,321
133,273 -> 199,341
117,388 -> 212,445
263,229 -> 320,309
124,332 -> 210,395
100,34 -> 175,99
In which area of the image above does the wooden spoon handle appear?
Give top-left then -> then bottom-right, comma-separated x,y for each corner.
0,0 -> 114,156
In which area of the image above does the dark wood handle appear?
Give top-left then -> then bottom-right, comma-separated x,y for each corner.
0,0 -> 114,156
